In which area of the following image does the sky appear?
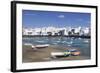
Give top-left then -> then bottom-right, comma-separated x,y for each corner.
22,10 -> 91,28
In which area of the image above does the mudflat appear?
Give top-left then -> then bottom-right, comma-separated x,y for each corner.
22,45 -> 89,63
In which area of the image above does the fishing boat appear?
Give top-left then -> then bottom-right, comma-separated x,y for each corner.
68,49 -> 81,56
51,49 -> 81,58
51,51 -> 71,58
32,44 -> 49,50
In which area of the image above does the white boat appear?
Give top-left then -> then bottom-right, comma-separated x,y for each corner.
32,44 -> 49,50
51,51 -> 70,58
51,49 -> 80,58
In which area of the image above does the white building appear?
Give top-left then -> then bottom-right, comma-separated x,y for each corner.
22,26 -> 90,36
23,28 -> 34,35
83,27 -> 90,36
74,27 -> 81,33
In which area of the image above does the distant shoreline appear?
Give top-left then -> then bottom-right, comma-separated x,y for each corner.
22,35 -> 90,38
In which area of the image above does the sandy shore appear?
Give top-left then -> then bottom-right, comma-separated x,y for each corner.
22,45 -> 90,63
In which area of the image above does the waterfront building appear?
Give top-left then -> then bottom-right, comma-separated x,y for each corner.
22,26 -> 90,37
82,27 -> 90,36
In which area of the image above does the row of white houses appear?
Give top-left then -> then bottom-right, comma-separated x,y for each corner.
22,26 -> 90,36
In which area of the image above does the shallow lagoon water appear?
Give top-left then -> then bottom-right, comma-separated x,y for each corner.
23,37 -> 91,59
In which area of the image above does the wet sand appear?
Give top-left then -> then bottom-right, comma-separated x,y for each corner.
22,45 -> 90,63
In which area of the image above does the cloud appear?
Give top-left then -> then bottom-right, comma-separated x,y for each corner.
58,15 -> 65,18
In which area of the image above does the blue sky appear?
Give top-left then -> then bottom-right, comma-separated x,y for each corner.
22,10 -> 91,28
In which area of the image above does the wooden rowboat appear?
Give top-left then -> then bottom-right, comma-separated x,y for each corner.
32,44 -> 49,50
51,51 -> 70,58
68,49 -> 81,56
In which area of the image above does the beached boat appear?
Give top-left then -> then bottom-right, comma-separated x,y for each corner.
51,51 -> 71,58
68,49 -> 81,56
32,44 -> 49,50
51,49 -> 80,58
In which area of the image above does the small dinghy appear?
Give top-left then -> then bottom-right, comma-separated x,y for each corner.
68,49 -> 81,56
31,44 -> 49,50
51,51 -> 71,58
